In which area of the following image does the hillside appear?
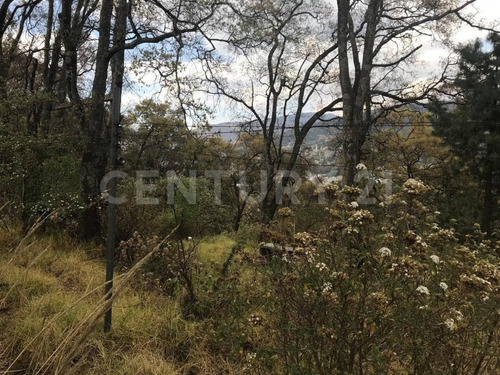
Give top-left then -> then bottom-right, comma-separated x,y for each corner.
0,228 -> 247,374
1,180 -> 499,374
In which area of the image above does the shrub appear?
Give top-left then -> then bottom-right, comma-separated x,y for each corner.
210,180 -> 500,374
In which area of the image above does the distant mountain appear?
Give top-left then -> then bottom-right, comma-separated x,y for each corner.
205,112 -> 343,177
208,112 -> 342,144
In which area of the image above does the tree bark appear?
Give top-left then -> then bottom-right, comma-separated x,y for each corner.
79,0 -> 114,240
481,157 -> 494,236
0,0 -> 15,97
338,0 -> 381,186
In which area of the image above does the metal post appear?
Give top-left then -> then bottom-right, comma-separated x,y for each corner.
104,0 -> 126,332
104,75 -> 121,333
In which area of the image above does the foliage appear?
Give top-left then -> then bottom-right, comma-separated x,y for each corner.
2,173 -> 500,374
117,232 -> 200,309
432,33 -> 500,234
0,128 -> 83,230
110,175 -> 500,374
1,1 -> 500,374
229,179 -> 500,374
364,110 -> 484,233
121,100 -> 195,174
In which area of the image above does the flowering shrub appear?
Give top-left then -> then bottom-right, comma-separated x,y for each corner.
234,179 -> 499,374
117,232 -> 200,303
107,178 -> 499,374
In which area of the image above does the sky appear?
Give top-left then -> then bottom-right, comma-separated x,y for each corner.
417,0 -> 500,63
121,0 -> 500,123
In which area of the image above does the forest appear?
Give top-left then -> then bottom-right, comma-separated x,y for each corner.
0,0 -> 499,374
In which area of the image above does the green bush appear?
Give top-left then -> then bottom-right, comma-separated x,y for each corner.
203,179 -> 500,374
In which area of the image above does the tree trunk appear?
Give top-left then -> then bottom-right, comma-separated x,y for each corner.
337,0 -> 355,185
342,120 -> 361,186
337,0 -> 380,185
231,176 -> 245,231
79,0 -> 114,240
0,0 -> 15,97
262,191 -> 278,224
481,158 -> 494,236
261,136 -> 305,223
260,151 -> 277,224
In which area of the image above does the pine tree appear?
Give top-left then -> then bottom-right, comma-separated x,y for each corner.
432,33 -> 500,235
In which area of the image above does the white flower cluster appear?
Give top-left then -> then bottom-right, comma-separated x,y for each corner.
345,226 -> 360,234
430,254 -> 441,264
407,230 -> 429,251
473,260 -> 500,282
444,310 -> 463,331
295,232 -> 314,246
305,250 -> 316,264
349,209 -> 374,225
415,237 -> 429,249
429,227 -> 457,242
277,207 -> 293,218
444,318 -> 455,331
378,247 -> 392,257
330,272 -> 347,280
416,285 -> 430,296
246,352 -> 257,361
341,185 -> 362,197
316,262 -> 329,272
322,282 -> 333,294
402,178 -> 429,195
439,282 -> 448,291
460,274 -> 493,292
248,314 -> 263,326
303,288 -> 315,298
324,183 -> 340,198
452,309 -> 464,321
349,201 -> 359,209
356,163 -> 367,171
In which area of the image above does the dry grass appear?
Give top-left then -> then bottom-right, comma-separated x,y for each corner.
0,227 -> 246,375
197,234 -> 236,265
109,350 -> 180,375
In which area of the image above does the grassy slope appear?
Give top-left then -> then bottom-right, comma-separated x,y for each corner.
0,229 -> 243,375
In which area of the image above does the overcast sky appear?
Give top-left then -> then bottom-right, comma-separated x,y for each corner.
122,0 -> 500,123
418,0 -> 500,63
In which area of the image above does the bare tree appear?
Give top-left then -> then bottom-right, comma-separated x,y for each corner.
0,0 -> 43,100
188,0 -> 488,222
335,0 -> 487,185
80,0 -> 219,239
197,0 -> 343,223
196,0 -> 490,225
